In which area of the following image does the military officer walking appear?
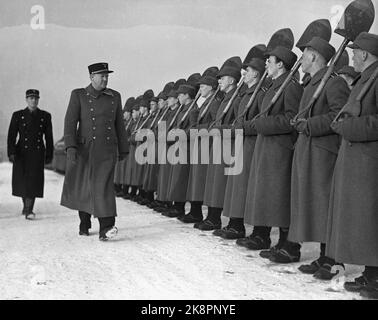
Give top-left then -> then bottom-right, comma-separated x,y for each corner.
7,89 -> 53,220
61,63 -> 129,241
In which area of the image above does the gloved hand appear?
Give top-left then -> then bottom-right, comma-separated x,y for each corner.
9,154 -> 15,163
294,118 -> 309,135
66,147 -> 77,163
45,157 -> 53,164
118,153 -> 127,161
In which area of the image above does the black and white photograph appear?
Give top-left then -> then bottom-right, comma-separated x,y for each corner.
0,0 -> 378,304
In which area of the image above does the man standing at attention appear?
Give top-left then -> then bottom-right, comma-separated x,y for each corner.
61,63 -> 129,241
7,89 -> 53,220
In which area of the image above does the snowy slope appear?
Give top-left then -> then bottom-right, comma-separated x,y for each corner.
0,162 -> 364,300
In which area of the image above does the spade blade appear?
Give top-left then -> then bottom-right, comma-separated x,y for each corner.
335,0 -> 375,41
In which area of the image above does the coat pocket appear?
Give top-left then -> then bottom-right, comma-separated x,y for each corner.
360,141 -> 378,160
312,135 -> 340,155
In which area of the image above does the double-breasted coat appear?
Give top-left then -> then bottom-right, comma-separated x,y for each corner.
60,85 -> 129,218
223,84 -> 266,219
203,87 -> 241,208
288,68 -> 350,243
186,94 -> 221,202
326,61 -> 378,266
244,72 -> 303,228
7,107 -> 53,198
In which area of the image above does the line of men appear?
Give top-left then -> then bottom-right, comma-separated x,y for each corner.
114,31 -> 378,299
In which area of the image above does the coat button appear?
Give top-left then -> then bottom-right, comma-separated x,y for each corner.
107,137 -> 110,140
93,127 -> 96,130
25,146 -> 28,149
93,136 -> 96,140
41,118 -> 44,122
40,125 -> 43,128
108,127 -> 111,130
90,108 -> 94,112
25,138 -> 28,141
92,117 -> 95,121
38,139 -> 41,142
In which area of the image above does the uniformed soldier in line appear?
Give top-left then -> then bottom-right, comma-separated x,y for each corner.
154,79 -> 186,213
243,47 -> 303,258
129,96 -> 151,203
139,96 -> 160,206
122,101 -> 141,199
182,67 -> 221,224
196,59 -> 242,231
337,66 -> 360,90
7,89 -> 53,220
326,32 -> 378,299
163,74 -> 201,218
60,62 -> 129,241
114,98 -> 133,197
147,82 -> 175,210
269,38 -> 350,271
220,58 -> 267,240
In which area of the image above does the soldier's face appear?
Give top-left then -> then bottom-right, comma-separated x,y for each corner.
167,97 -> 178,107
90,73 -> 109,90
199,84 -> 213,98
301,48 -> 314,74
123,111 -> 131,121
132,110 -> 139,119
150,101 -> 158,112
266,56 -> 280,78
218,76 -> 233,92
352,49 -> 365,73
158,99 -> 166,109
26,96 -> 39,108
178,93 -> 189,105
244,67 -> 257,84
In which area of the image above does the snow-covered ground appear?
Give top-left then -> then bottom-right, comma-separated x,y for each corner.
0,162 -> 364,300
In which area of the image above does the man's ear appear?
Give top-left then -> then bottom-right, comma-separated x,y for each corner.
362,50 -> 369,62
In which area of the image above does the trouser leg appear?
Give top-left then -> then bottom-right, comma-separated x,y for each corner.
23,197 -> 35,215
98,217 -> 116,238
79,211 -> 92,232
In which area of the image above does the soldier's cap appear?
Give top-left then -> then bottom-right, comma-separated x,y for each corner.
139,98 -> 150,109
243,58 -> 266,75
26,89 -> 40,98
157,91 -> 167,100
338,66 -> 360,79
198,74 -> 218,89
150,97 -> 159,103
347,32 -> 378,57
267,46 -> 298,70
167,79 -> 186,98
202,66 -> 219,78
88,62 -> 114,74
143,89 -> 155,103
176,83 -> 197,97
123,97 -> 135,113
302,37 -> 336,63
217,65 -> 241,82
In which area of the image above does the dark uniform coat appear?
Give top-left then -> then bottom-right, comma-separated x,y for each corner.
288,68 -> 350,243
326,61 -> 378,266
133,113 -> 150,187
142,110 -> 160,191
156,106 -> 179,201
167,101 -> 198,202
7,108 -> 53,198
124,118 -> 139,186
203,87 -> 241,208
186,94 -> 221,201
60,85 -> 129,218
223,84 -> 265,218
244,72 -> 303,228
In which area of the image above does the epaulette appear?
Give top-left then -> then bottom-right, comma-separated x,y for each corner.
290,77 -> 300,84
261,86 -> 268,93
330,72 -> 338,79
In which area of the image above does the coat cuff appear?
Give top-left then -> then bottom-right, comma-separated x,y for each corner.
64,135 -> 77,149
